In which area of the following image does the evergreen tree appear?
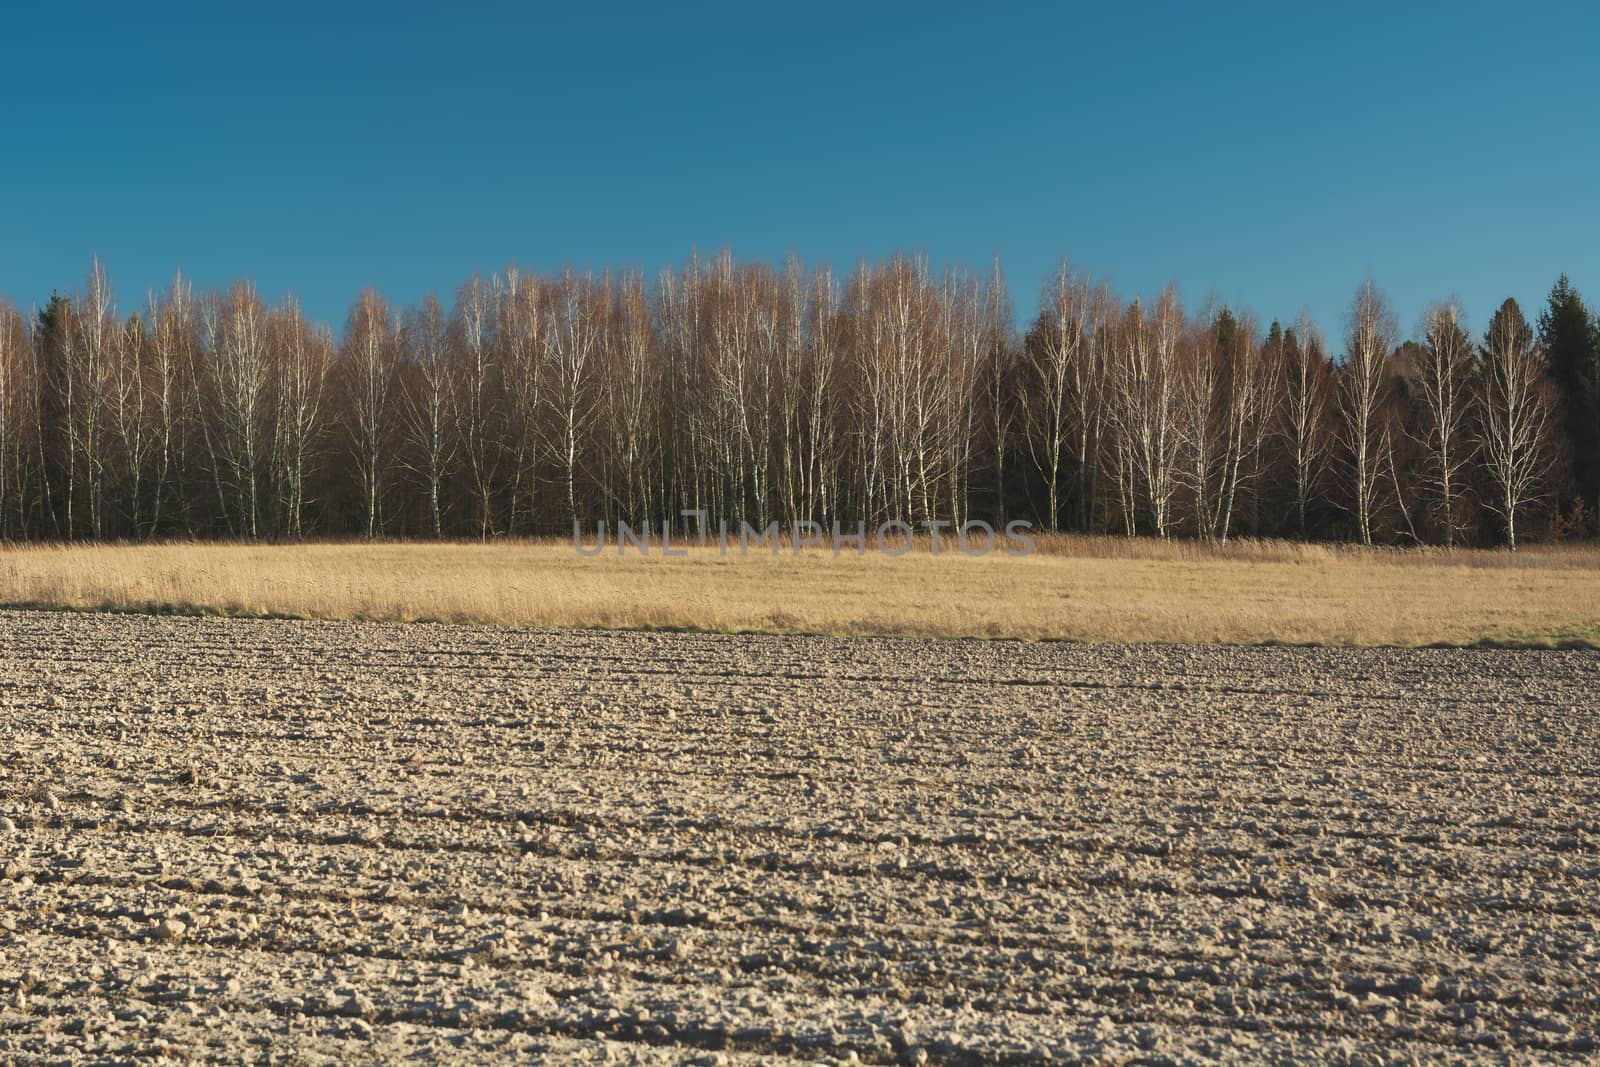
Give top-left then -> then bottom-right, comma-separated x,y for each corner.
1264,320 -> 1283,351
1537,275 -> 1600,510
1214,306 -> 1239,358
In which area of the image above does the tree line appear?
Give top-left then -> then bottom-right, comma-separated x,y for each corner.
0,253 -> 1596,548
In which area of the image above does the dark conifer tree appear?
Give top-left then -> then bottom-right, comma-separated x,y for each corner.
1537,275 -> 1599,510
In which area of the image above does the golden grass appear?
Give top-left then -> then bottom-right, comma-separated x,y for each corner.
1,536 -> 1598,647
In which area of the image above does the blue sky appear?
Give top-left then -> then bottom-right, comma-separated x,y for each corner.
2,1 -> 1596,342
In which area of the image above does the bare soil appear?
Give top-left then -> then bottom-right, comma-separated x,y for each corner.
0,610 -> 1596,1064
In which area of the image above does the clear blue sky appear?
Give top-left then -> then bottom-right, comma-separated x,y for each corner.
2,1 -> 1596,343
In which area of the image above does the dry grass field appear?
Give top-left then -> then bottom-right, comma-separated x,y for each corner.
1,611 -> 1596,1063
2,536 -> 1598,647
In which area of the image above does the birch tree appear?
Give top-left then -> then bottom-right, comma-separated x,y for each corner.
544,269 -> 601,525
937,267 -> 983,526
600,271 -> 660,524
67,260 -> 116,538
2,250 -> 1593,548
773,259 -> 810,526
1217,314 -> 1269,542
802,266 -> 842,523
342,289 -> 398,537
1025,263 -> 1092,530
205,282 -> 272,538
450,273 -> 504,538
1177,310 -> 1224,539
1415,299 -> 1477,546
657,258 -> 712,524
1106,288 -> 1184,537
1278,314 -> 1335,538
704,255 -> 765,524
0,302 -> 29,537
977,259 -> 1016,525
1339,280 -> 1397,544
146,274 -> 198,535
498,266 -> 546,530
1479,298 -> 1556,549
106,310 -> 156,536
271,297 -> 332,538
401,294 -> 454,537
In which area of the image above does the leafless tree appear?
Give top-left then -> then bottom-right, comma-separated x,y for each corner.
1479,298 -> 1557,549
106,309 -> 156,535
1278,312 -> 1335,539
204,282 -> 272,538
1217,314 -> 1271,543
271,297 -> 332,538
1181,306 -> 1268,543
599,271 -> 660,524
0,252 -> 1589,549
1414,299 -> 1477,546
801,266 -> 843,524
1106,287 -> 1183,537
1177,309 -> 1224,539
64,259 -> 117,538
498,266 -> 546,530
1339,280 -> 1397,544
936,266 -> 983,526
657,257 -> 713,523
544,269 -> 602,525
399,294 -> 454,538
1025,263 -> 1093,530
342,289 -> 398,537
0,301 -> 30,537
977,258 -> 1016,525
450,273 -> 504,538
145,273 -> 198,535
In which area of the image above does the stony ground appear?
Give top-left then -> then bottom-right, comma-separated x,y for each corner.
0,610 -> 1596,1065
